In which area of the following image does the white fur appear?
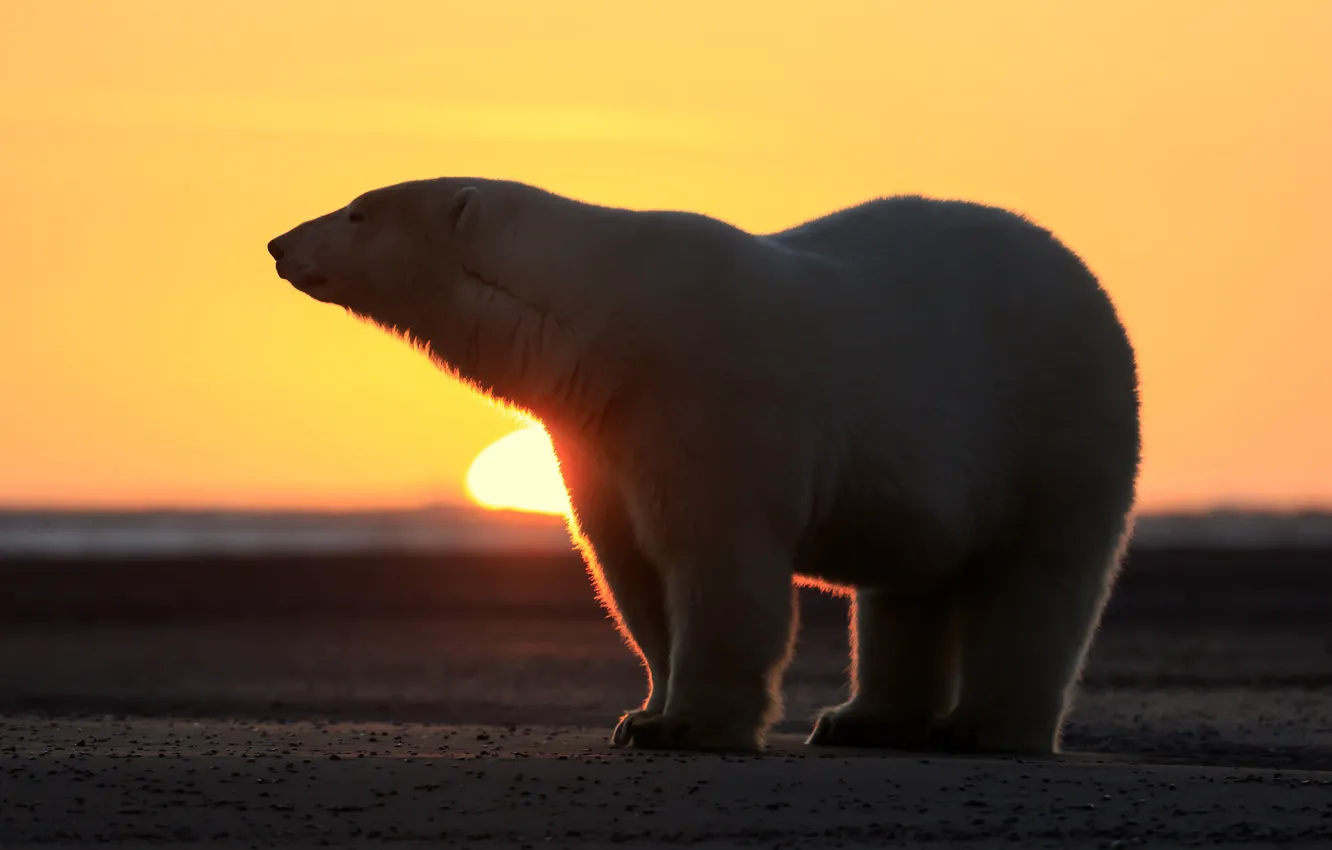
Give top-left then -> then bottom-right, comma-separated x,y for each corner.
268,178 -> 1141,754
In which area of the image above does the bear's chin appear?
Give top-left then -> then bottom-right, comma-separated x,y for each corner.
290,278 -> 342,305
289,274 -> 327,292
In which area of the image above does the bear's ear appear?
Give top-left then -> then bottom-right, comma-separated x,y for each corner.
448,186 -> 481,240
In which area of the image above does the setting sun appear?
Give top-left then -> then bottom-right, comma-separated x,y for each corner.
1,1 -> 1331,511
465,427 -> 571,515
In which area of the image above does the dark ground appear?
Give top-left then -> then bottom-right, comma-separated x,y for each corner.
2,546 -> 1330,847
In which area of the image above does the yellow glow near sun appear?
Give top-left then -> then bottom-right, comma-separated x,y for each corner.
465,427 -> 572,515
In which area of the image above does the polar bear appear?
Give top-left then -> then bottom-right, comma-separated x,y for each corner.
267,177 -> 1140,755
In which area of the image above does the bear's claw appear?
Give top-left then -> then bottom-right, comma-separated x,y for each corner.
610,709 -> 658,747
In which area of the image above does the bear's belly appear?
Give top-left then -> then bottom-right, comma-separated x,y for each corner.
792,502 -> 965,593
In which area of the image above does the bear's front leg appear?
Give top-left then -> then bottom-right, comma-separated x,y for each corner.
614,537 -> 798,753
588,543 -> 673,747
551,434 -> 676,740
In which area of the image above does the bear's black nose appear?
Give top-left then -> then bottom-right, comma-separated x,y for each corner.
267,238 -> 284,261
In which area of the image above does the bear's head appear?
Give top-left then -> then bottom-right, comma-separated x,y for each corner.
268,177 -> 619,421
266,179 -> 480,329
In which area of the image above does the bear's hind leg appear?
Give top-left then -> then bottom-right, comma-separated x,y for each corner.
808,587 -> 959,749
932,513 -> 1131,755
615,535 -> 798,752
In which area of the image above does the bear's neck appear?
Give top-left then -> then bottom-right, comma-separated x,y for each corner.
421,183 -> 645,433
417,269 -> 620,433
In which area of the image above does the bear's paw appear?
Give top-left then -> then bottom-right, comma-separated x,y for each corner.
924,708 -> 1059,756
610,711 -> 761,753
806,704 -> 934,750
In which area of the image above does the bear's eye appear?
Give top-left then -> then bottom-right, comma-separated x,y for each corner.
348,209 -> 365,223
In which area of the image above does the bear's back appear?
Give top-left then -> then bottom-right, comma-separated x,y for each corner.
767,195 -> 1082,303
762,195 -> 1131,389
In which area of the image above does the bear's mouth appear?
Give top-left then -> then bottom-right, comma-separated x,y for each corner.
275,260 -> 327,292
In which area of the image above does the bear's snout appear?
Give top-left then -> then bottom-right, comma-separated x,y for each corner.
266,233 -> 328,293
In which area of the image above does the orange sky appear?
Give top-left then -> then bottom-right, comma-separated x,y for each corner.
1,0 -> 1329,512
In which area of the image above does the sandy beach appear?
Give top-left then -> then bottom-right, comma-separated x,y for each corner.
3,545 -> 1331,847
5,717 -> 1331,849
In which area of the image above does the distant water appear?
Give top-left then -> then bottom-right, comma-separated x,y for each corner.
0,506 -> 574,559
1,507 -> 1330,559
